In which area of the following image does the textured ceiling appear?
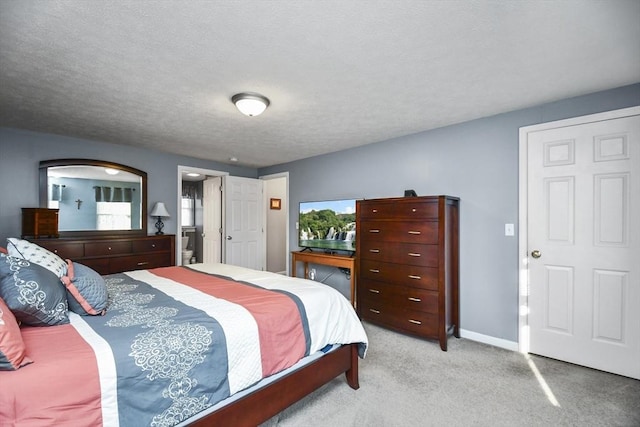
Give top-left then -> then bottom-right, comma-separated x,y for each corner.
1,1 -> 639,168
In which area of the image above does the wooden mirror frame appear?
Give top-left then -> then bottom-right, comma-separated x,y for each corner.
39,159 -> 147,237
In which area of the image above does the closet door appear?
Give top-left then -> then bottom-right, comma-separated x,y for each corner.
525,109 -> 640,379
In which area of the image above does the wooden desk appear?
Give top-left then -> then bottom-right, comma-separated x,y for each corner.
291,251 -> 356,306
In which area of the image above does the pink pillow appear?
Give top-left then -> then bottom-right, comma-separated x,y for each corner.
0,247 -> 7,254
0,297 -> 33,370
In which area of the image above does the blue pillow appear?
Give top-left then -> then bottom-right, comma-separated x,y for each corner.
61,262 -> 107,316
0,254 -> 69,326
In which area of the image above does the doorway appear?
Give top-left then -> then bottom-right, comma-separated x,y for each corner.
176,166 -> 289,273
261,172 -> 289,274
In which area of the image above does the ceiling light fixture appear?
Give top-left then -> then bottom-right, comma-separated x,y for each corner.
232,92 -> 270,117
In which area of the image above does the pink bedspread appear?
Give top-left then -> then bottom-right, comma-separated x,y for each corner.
3,324 -> 103,426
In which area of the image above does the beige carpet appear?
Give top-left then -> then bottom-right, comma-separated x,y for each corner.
261,322 -> 640,426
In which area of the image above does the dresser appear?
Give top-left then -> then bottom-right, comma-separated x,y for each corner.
356,196 -> 459,351
29,234 -> 175,275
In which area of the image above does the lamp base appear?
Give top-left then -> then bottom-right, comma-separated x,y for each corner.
154,217 -> 165,235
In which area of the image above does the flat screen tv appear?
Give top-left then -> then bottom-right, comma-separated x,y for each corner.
298,199 -> 357,252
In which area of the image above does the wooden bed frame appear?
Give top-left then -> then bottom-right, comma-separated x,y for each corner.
190,343 -> 360,426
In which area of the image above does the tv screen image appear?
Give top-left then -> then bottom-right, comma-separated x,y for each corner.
299,199 -> 357,252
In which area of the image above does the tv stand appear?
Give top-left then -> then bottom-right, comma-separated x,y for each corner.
291,251 -> 356,307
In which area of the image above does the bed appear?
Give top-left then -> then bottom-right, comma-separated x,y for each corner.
0,251 -> 368,426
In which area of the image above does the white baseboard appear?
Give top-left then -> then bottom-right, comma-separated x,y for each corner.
459,329 -> 519,352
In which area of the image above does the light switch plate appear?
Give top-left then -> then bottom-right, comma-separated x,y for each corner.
505,223 -> 515,236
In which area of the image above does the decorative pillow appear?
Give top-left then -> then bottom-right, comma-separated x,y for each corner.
0,297 -> 33,370
0,254 -> 69,326
0,247 -> 7,254
6,237 -> 67,278
60,261 -> 107,316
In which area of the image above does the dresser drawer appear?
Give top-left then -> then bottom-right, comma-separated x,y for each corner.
360,220 -> 438,244
360,280 -> 439,313
81,258 -> 110,275
359,298 -> 439,337
358,199 -> 439,221
360,259 -> 438,290
110,253 -> 171,273
359,242 -> 438,267
357,201 -> 395,219
133,238 -> 171,253
85,240 -> 133,257
395,201 -> 438,219
38,241 -> 84,259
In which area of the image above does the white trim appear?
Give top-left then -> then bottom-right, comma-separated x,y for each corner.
460,329 -> 519,352
517,106 -> 640,354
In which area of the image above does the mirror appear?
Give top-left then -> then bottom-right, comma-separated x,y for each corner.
39,159 -> 147,237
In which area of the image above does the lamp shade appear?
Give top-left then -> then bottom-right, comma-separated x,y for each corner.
232,93 -> 270,116
150,202 -> 170,218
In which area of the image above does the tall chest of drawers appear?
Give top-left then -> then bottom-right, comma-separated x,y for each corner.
356,196 -> 459,351
29,234 -> 175,275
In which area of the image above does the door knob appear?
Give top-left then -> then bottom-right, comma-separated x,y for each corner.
227,236 -> 232,240
531,250 -> 541,259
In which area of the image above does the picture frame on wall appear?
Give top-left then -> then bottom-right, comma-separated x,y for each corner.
270,198 -> 281,210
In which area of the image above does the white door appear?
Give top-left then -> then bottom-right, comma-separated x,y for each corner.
202,177 -> 222,264
524,109 -> 640,379
223,175 -> 265,270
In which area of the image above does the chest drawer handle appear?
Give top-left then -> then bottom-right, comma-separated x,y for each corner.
368,288 -> 380,294
369,269 -> 380,273
108,247 -> 112,251
369,249 -> 380,253
408,231 -> 421,235
408,297 -> 422,302
369,309 -> 381,314
408,275 -> 421,280
412,208 -> 417,212
369,229 -> 380,233
408,319 -> 422,325
151,244 -> 156,248
137,261 -> 150,266
408,252 -> 421,257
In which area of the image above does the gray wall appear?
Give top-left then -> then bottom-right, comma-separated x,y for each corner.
259,83 -> 640,343
0,128 -> 256,242
1,84 -> 638,344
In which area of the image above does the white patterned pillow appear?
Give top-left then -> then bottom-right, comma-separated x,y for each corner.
7,238 -> 67,278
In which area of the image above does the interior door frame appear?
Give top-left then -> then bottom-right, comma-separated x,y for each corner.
517,106 -> 640,354
259,171 -> 290,274
176,165 -> 228,265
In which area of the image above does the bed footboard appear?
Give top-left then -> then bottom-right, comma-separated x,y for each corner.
189,343 -> 360,426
